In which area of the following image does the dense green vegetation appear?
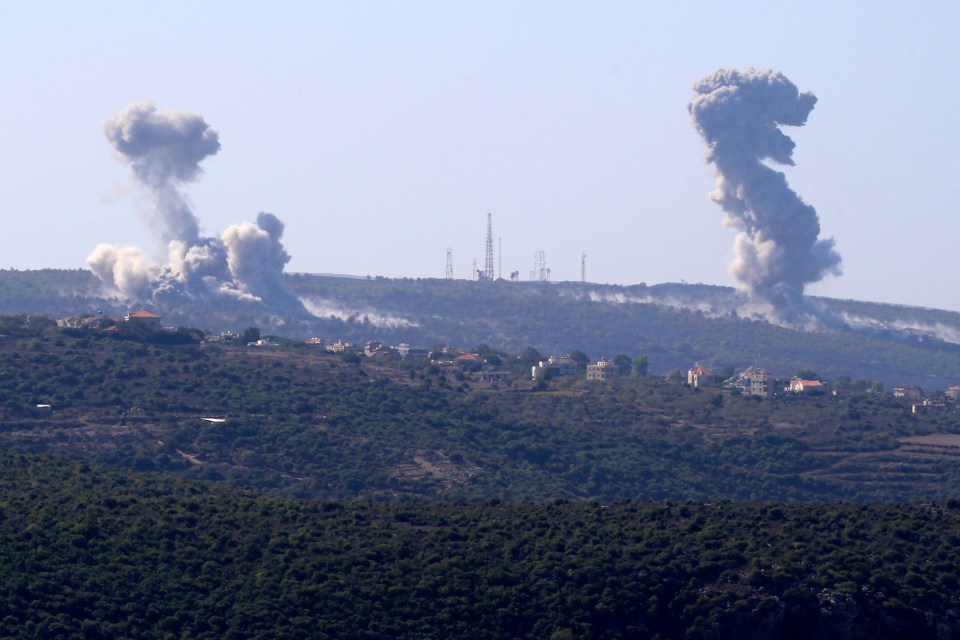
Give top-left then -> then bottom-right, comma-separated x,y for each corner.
2,316 -> 960,502
2,451 -> 959,639
2,315 -> 960,636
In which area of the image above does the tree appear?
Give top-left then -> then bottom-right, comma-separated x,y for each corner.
240,327 -> 261,345
634,355 -> 649,377
614,354 -> 632,377
567,350 -> 590,373
519,347 -> 542,368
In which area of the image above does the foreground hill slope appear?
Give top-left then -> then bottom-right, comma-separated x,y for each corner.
3,269 -> 960,387
4,317 -> 960,502
2,451 -> 959,639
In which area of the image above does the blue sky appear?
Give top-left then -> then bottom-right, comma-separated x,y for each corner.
3,2 -> 960,310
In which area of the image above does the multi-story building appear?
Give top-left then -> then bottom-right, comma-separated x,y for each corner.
586,359 -> 619,381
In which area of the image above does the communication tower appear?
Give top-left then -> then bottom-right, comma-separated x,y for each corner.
530,251 -> 547,282
445,248 -> 454,279
581,251 -> 586,283
483,213 -> 495,280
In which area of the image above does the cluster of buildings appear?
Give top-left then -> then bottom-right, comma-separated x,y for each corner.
59,310 -> 960,411
893,384 -> 960,414
689,364 -> 960,415
58,309 -> 163,333
320,339 -> 431,360
531,356 -> 630,382
688,365 -> 825,398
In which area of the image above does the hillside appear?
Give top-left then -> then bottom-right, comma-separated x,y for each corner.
3,268 -> 960,387
3,316 -> 960,502
2,451 -> 960,639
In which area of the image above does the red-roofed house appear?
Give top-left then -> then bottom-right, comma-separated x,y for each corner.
789,378 -> 823,394
124,309 -> 162,330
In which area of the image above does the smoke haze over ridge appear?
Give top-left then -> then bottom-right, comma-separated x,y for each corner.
689,68 -> 842,326
88,102 -> 308,317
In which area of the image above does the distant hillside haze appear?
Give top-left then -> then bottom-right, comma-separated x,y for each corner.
2,268 -> 960,388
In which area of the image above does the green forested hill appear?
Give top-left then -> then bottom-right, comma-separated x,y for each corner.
2,317 -> 960,502
1,451 -> 958,639
3,317 -> 960,637
2,268 -> 960,387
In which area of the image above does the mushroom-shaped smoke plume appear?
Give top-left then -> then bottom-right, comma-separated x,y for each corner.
88,102 -> 308,317
689,68 -> 842,324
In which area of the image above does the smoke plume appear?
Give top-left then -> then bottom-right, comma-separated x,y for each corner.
689,68 -> 842,324
88,102 -> 308,317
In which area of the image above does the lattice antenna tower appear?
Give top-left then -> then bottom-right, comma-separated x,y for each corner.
445,248 -> 454,279
483,213 -> 495,280
531,250 -> 547,281
581,251 -> 586,283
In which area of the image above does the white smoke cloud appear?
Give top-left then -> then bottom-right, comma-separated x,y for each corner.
582,288 -> 798,327
839,314 -> 960,345
300,298 -> 418,330
89,102 -> 308,316
689,68 -> 842,326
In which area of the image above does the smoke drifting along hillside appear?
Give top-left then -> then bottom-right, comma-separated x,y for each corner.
689,69 -> 842,327
87,101 -> 308,316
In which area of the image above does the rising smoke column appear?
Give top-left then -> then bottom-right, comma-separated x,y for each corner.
88,101 -> 307,316
688,68 -> 842,323
103,101 -> 219,244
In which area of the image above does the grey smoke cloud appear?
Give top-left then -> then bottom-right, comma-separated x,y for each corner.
689,68 -> 842,322
89,102 -> 307,317
103,101 -> 220,243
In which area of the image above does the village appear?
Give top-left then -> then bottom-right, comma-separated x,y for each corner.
59,308 -> 959,415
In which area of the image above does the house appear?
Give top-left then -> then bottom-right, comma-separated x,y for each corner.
124,309 -> 162,330
396,343 -> 430,359
306,337 -> 325,346
531,356 -> 576,381
477,370 -> 510,384
364,341 -> 392,357
788,378 -> 824,394
326,340 -> 353,353
913,399 -> 949,414
586,359 -> 619,381
687,366 -> 714,388
728,367 -> 774,398
894,386 -> 924,400
206,331 -> 240,343
945,385 -> 960,401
